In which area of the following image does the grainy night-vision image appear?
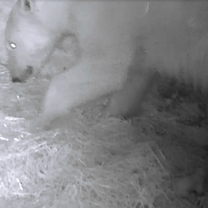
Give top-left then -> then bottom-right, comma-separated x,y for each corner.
0,1 -> 207,207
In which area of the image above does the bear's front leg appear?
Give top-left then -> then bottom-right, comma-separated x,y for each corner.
31,57 -> 129,131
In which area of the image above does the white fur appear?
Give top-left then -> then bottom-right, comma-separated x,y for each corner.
39,1 -> 149,121
5,1 -> 208,126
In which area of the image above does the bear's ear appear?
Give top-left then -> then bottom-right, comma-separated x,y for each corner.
18,0 -> 38,13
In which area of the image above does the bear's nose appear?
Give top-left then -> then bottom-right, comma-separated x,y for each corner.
12,77 -> 22,83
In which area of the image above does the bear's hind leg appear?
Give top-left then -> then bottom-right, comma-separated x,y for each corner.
104,66 -> 160,119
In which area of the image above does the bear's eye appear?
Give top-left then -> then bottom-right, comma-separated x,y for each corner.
7,42 -> 16,50
10,42 -> 16,49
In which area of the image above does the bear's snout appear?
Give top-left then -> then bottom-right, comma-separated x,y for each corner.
12,77 -> 22,83
11,65 -> 33,83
